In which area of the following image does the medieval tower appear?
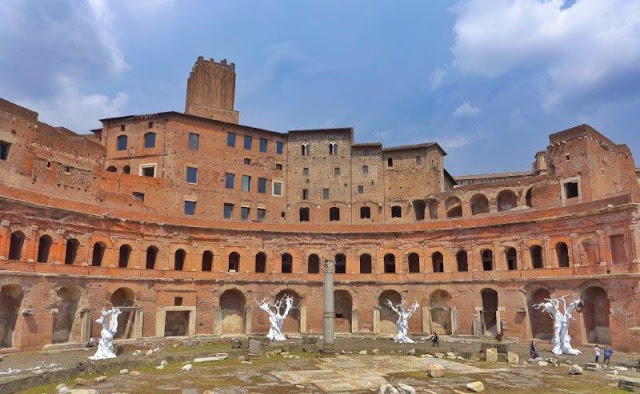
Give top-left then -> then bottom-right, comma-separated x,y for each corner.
184,56 -> 239,123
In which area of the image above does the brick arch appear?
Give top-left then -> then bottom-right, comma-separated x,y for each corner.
574,279 -> 610,300
426,247 -> 447,273
87,235 -> 114,249
402,248 -> 423,273
578,236 -> 600,266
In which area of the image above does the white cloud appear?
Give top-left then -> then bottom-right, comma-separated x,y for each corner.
87,0 -> 128,75
453,101 -> 480,117
451,0 -> 640,107
440,134 -> 470,149
430,67 -> 448,90
20,75 -> 128,133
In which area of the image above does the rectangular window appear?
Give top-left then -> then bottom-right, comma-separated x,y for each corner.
276,141 -> 284,154
0,141 -> 10,160
416,155 -> 422,165
257,208 -> 266,221
227,132 -> 236,147
258,177 -> 267,193
223,203 -> 234,219
244,135 -> 252,150
225,173 -> 235,189
303,167 -> 309,176
140,164 -> 156,178
148,121 -> 153,128
564,181 -> 579,198
323,188 -> 329,199
186,166 -> 198,184
276,163 -> 283,170
188,132 -> 199,150
334,167 -> 340,175
184,201 -> 196,215
362,165 -> 369,174
357,186 -> 364,193
362,148 -> 369,156
259,138 -> 268,152
273,181 -> 282,196
243,158 -> 251,165
132,192 -> 145,202
242,175 -> 251,192
241,206 -> 250,221
302,189 -> 309,200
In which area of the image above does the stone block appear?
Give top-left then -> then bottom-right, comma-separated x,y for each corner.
507,352 -> 519,364
618,377 -> 640,393
584,363 -> 601,371
248,339 -> 261,355
485,348 -> 498,363
569,364 -> 583,375
466,381 -> 485,392
427,364 -> 445,378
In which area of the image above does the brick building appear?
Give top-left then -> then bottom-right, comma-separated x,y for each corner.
1,56 -> 640,353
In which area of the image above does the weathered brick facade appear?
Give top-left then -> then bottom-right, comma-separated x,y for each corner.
1,58 -> 640,353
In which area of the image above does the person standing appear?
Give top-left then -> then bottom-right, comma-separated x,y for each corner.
594,344 -> 601,363
431,332 -> 440,347
604,348 -> 613,365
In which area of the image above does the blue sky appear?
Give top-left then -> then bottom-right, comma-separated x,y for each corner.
1,0 -> 639,175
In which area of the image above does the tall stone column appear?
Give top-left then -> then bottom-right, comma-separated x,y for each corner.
323,259 -> 335,349
299,306 -> 307,334
373,307 -> 381,334
244,305 -> 253,334
451,307 -> 459,335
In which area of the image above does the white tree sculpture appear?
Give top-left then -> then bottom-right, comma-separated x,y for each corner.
89,308 -> 122,360
387,299 -> 420,344
533,296 -> 583,355
259,295 -> 294,341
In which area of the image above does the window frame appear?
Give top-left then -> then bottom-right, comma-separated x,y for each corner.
144,132 -> 156,149
223,203 -> 234,219
244,135 -> 252,150
184,200 -> 197,215
188,132 -> 200,151
139,163 -> 157,178
225,172 -> 235,189
227,132 -> 236,147
259,138 -> 268,152
272,180 -> 283,196
186,166 -> 198,184
116,135 -> 128,151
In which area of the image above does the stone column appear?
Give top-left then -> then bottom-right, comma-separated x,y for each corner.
155,309 -> 166,337
244,305 -> 252,334
473,307 -> 483,336
421,306 -> 432,334
133,309 -> 144,338
597,229 -> 608,266
543,236 -> 553,268
451,307 -> 459,335
299,306 -> 307,334
323,259 -> 335,348
496,307 -> 505,334
0,220 -> 10,259
570,233 -> 580,267
629,224 -> 640,271
373,307 -> 381,334
351,307 -> 359,333
213,306 -> 222,335
80,308 -> 92,343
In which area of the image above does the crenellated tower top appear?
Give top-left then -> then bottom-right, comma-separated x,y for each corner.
185,56 -> 239,124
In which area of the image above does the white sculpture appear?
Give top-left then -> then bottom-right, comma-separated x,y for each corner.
259,295 -> 294,341
386,299 -> 420,344
89,307 -> 121,360
533,296 -> 583,355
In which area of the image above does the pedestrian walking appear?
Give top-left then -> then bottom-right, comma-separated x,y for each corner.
530,341 -> 539,359
431,332 -> 440,347
594,344 -> 601,363
604,348 -> 613,365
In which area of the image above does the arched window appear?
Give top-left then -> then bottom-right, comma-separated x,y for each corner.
106,166 -> 117,173
64,238 -> 79,265
360,254 -> 372,273
360,206 -> 371,219
391,206 -> 402,218
456,250 -> 468,272
408,253 -> 420,273
37,235 -> 53,263
301,142 -> 310,156
299,207 -> 310,222
556,242 -> 570,267
228,252 -> 240,272
525,188 -> 533,208
91,242 -> 106,266
8,231 -> 25,261
202,250 -> 213,271
497,190 -> 518,212
432,252 -> 444,273
329,207 -> 340,221
470,194 -> 490,215
384,253 -> 396,273
144,132 -> 156,148
281,253 -> 293,273
335,253 -> 346,274
116,135 -> 128,151
329,141 -> 338,155
308,254 -> 320,274
174,249 -> 186,271
445,197 -> 462,218
123,165 -> 131,174
118,244 -> 132,268
481,249 -> 494,271
530,245 -> 544,269
255,252 -> 267,273
146,246 -> 158,269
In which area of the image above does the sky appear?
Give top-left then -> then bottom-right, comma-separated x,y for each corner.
1,0 -> 639,175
